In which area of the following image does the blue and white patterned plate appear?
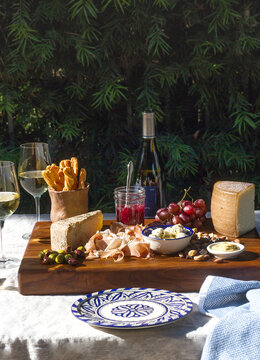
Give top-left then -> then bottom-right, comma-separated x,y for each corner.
71,287 -> 193,329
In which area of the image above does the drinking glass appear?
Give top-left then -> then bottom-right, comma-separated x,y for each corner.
18,143 -> 51,239
0,161 -> 20,268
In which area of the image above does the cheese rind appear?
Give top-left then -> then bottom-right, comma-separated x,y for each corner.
211,181 -> 255,237
51,210 -> 103,251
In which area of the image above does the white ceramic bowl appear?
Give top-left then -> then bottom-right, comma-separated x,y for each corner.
142,225 -> 193,255
207,242 -> 244,259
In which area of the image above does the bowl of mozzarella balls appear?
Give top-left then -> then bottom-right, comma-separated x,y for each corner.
142,224 -> 193,255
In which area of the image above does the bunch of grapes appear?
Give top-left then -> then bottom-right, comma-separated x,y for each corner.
155,189 -> 207,229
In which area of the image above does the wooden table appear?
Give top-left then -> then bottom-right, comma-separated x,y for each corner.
18,219 -> 260,295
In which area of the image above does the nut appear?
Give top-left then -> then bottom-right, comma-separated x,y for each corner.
194,255 -> 205,261
188,250 -> 197,257
234,239 -> 240,243
214,257 -> 224,263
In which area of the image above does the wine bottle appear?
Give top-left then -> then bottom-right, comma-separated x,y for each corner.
134,111 -> 166,218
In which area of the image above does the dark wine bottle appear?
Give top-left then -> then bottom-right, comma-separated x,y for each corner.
134,111 -> 166,218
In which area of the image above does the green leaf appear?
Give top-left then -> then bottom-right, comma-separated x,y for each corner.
69,0 -> 98,22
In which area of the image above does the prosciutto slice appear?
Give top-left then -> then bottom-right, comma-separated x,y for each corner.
85,223 -> 152,262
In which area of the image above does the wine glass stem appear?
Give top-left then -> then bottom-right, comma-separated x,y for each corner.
35,197 -> 41,222
0,221 -> 5,260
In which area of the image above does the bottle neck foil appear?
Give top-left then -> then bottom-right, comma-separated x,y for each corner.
142,112 -> 155,138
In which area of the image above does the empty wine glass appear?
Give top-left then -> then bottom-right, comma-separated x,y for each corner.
18,143 -> 51,240
0,161 -> 20,268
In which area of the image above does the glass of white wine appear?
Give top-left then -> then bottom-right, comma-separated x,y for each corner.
0,161 -> 20,268
18,143 -> 51,240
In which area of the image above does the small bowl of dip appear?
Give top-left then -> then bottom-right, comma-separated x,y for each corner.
207,242 -> 244,259
142,224 -> 193,255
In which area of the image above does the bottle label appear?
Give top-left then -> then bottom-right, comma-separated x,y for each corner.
143,186 -> 157,218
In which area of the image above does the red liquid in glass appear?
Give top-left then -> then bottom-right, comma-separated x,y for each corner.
116,204 -> 145,225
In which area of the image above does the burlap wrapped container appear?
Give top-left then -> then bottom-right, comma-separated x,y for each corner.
49,184 -> 90,222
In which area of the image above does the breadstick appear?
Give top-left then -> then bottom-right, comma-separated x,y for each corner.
59,159 -> 71,169
64,160 -> 71,167
49,164 -> 63,191
70,157 -> 79,177
63,166 -> 77,190
78,168 -> 86,189
58,168 -> 64,186
59,160 -> 66,169
42,170 -> 59,191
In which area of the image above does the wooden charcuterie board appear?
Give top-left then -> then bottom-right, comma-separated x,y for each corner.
18,219 -> 260,295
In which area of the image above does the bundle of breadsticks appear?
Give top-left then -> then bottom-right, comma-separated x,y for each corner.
42,157 -> 87,191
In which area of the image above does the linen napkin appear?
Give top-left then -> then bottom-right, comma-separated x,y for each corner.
198,275 -> 260,360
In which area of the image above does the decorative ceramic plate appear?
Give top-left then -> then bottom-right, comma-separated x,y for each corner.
71,287 -> 193,329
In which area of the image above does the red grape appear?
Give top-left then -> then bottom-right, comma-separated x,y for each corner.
194,207 -> 204,218
185,222 -> 192,228
172,215 -> 183,225
193,219 -> 203,228
193,199 -> 206,208
179,212 -> 190,223
183,205 -> 195,215
190,213 -> 196,221
200,205 -> 207,216
155,215 -> 161,222
158,210 -> 170,221
156,207 -> 168,215
182,200 -> 192,208
168,202 -> 180,215
200,216 -> 206,223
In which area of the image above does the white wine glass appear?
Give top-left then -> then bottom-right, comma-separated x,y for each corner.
18,143 -> 51,240
0,161 -> 20,268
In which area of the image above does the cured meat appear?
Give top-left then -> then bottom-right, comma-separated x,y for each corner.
85,223 -> 152,262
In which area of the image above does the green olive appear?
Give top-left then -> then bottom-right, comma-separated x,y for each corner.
64,254 -> 72,263
48,253 -> 57,264
77,246 -> 85,252
38,251 -> 45,260
55,253 -> 65,264
43,249 -> 50,254
58,250 -> 65,254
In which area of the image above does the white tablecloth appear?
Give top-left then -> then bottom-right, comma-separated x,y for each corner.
0,213 -> 259,360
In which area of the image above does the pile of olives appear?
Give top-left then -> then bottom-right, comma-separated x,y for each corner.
38,246 -> 86,266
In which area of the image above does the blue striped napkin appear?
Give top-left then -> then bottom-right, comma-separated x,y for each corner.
198,276 -> 260,360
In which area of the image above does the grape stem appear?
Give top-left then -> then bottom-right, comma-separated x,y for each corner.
180,186 -> 194,205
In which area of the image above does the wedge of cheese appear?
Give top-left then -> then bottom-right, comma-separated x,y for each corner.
211,181 -> 255,237
51,210 -> 103,251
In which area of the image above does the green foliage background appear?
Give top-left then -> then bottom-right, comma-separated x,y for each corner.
0,0 -> 259,213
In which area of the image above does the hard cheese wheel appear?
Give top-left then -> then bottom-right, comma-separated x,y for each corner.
211,181 -> 255,237
51,210 -> 103,251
